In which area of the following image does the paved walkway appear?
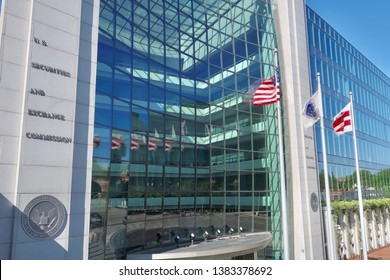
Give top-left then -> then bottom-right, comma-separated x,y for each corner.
348,245 -> 390,260
367,245 -> 390,260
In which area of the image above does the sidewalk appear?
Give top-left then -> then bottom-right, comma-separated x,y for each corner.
348,245 -> 390,260
367,245 -> 390,260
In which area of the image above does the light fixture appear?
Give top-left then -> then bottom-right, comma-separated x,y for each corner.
229,228 -> 234,238
190,233 -> 195,245
239,226 -> 243,236
174,235 -> 180,247
203,231 -> 209,241
217,229 -> 221,239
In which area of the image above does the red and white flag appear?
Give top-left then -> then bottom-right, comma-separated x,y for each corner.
252,68 -> 280,106
148,129 -> 159,151
93,135 -> 100,148
111,136 -> 122,149
131,138 -> 140,150
165,140 -> 172,151
165,125 -> 176,151
148,139 -> 157,150
332,102 -> 352,135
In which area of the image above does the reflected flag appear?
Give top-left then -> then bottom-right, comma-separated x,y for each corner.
148,129 -> 159,151
111,136 -> 122,150
165,125 -> 176,151
332,102 -> 352,135
148,139 -> 157,150
180,120 -> 186,151
205,124 -> 214,136
181,120 -> 186,135
165,140 -> 172,151
93,135 -> 100,148
131,138 -> 140,150
205,124 -> 210,136
171,124 -> 176,139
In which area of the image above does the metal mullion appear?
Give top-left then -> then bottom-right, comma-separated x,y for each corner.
114,0 -> 134,35
133,2 -> 149,42
100,7 -> 115,34
133,5 -> 177,50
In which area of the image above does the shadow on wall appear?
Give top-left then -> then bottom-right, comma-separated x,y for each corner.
67,0 -> 97,260
0,194 -> 69,260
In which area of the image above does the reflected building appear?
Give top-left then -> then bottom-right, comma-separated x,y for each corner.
1,0 -> 390,260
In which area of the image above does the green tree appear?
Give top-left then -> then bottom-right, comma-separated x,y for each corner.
318,170 -> 339,191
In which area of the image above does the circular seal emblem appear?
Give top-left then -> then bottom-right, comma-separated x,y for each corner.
310,192 -> 319,212
21,195 -> 67,239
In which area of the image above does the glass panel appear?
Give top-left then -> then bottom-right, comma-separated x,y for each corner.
126,221 -> 145,252
105,224 -> 126,259
93,125 -> 111,159
113,99 -> 130,131
114,69 -> 132,102
111,130 -> 130,163
95,92 -> 112,126
94,0 -> 283,260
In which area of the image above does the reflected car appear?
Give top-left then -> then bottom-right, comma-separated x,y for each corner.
90,212 -> 103,227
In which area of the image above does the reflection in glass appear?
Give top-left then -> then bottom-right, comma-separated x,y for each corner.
93,0 -> 281,259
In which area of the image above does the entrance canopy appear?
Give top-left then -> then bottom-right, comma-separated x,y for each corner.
127,231 -> 272,260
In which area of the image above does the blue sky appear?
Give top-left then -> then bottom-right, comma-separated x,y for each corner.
306,0 -> 390,78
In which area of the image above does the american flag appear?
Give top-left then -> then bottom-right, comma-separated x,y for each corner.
252,68 -> 280,106
148,129 -> 159,151
165,140 -> 172,151
165,125 -> 175,151
332,102 -> 352,135
111,136 -> 122,150
148,139 -> 157,150
93,135 -> 100,148
131,138 -> 140,150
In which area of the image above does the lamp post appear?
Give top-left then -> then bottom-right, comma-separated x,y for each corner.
203,231 -> 209,241
229,228 -> 234,238
174,235 -> 180,247
216,229 -> 221,240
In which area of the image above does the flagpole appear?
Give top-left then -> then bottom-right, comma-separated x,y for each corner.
274,49 -> 290,260
349,92 -> 368,260
317,73 -> 336,260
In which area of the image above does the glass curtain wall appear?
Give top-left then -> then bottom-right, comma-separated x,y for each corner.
306,6 -> 390,200
90,0 -> 282,260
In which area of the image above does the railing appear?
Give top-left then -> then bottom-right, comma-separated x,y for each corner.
324,207 -> 390,260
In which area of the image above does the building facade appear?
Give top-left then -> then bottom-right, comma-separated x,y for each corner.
0,0 -> 389,260
0,0 -> 99,259
307,6 -> 390,197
